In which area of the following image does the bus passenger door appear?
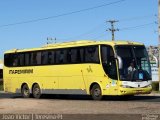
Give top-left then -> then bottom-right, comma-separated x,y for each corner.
101,45 -> 118,95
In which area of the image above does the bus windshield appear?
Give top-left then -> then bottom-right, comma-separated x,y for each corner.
115,45 -> 151,81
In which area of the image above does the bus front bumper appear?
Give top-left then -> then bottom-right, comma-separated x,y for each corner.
118,86 -> 152,95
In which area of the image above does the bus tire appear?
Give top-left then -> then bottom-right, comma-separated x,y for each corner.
91,84 -> 102,100
21,84 -> 30,98
32,84 -> 41,99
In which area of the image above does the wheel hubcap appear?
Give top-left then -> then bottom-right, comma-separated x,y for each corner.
24,88 -> 29,96
34,87 -> 40,96
94,88 -> 100,97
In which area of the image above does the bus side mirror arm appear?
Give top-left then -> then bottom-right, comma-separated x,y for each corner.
117,56 -> 123,69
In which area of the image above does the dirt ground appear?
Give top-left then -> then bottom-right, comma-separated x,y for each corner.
0,97 -> 160,114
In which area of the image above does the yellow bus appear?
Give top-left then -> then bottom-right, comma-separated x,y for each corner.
3,40 -> 152,100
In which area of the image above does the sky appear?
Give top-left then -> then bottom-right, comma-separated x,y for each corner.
0,0 -> 157,59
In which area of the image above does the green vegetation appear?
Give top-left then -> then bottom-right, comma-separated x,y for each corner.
0,81 -> 3,91
152,82 -> 159,91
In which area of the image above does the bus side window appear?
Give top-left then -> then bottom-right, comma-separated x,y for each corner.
55,50 -> 59,64
36,52 -> 41,65
4,54 -> 9,67
85,46 -> 99,63
77,47 -> 84,63
19,53 -> 25,66
55,50 -> 65,64
0,69 -> 3,79
31,52 -> 37,65
59,50 -> 64,63
42,51 -> 48,65
70,48 -> 77,63
4,53 -> 19,67
25,53 -> 31,66
62,49 -> 68,64
67,49 -> 72,63
48,51 -> 55,64
13,54 -> 18,66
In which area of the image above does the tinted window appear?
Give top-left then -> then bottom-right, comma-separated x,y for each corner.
61,49 -> 68,63
77,47 -> 84,63
4,54 -> 15,67
36,52 -> 41,65
19,53 -> 25,66
55,50 -> 61,64
30,52 -> 37,65
85,46 -> 99,63
0,69 -> 3,79
42,51 -> 48,65
4,45 -> 100,67
101,45 -> 117,80
13,54 -> 19,66
25,53 -> 31,66
70,48 -> 78,63
48,51 -> 55,64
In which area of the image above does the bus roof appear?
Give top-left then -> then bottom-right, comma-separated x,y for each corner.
4,40 -> 144,54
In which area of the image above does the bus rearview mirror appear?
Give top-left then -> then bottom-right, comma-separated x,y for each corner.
117,56 -> 123,69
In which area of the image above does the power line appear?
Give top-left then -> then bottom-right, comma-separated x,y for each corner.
65,23 -> 105,40
119,14 -> 157,22
59,21 -> 156,41
45,13 -> 156,41
84,22 -> 155,40
120,22 -> 155,31
0,0 -> 125,28
73,14 -> 156,40
93,33 -> 107,39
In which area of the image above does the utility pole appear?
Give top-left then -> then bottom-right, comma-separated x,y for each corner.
54,37 -> 57,43
149,46 -> 153,60
47,37 -> 53,44
158,0 -> 160,91
107,20 -> 119,41
47,37 -> 56,44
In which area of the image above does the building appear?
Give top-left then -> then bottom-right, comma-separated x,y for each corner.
147,46 -> 159,81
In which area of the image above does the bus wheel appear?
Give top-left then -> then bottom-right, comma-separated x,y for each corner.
21,84 -> 30,98
91,84 -> 102,100
32,84 -> 41,99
